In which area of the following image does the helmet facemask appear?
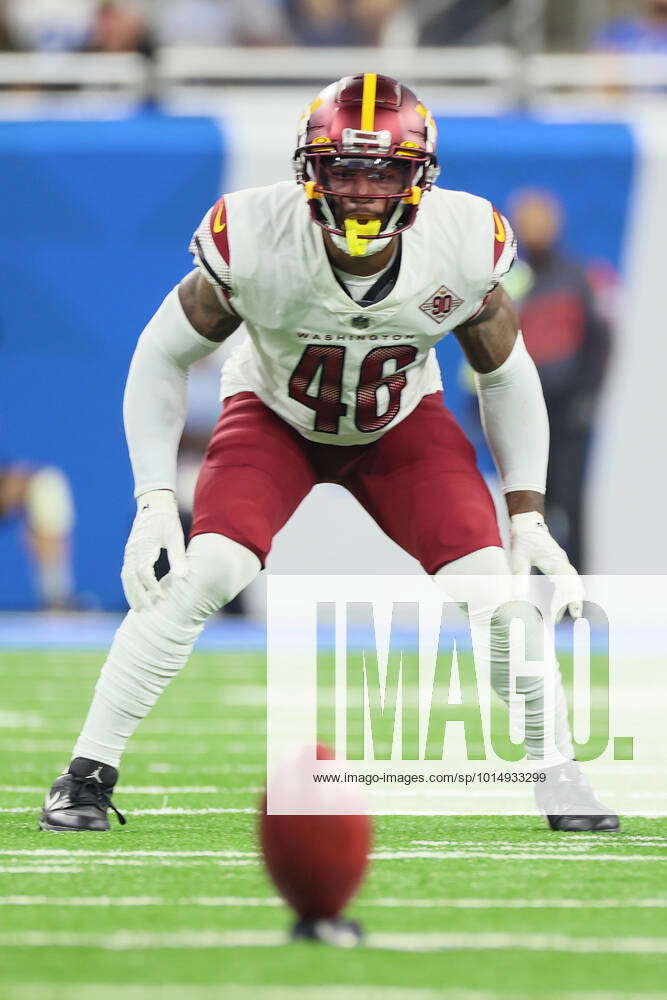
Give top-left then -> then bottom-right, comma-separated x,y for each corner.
295,129 -> 439,258
307,154 -> 423,257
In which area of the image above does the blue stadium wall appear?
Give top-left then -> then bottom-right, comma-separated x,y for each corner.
0,113 -> 635,609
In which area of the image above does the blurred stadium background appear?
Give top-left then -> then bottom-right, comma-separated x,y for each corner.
2,0 -> 667,614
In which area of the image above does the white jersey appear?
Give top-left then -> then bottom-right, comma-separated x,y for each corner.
190,181 -> 516,445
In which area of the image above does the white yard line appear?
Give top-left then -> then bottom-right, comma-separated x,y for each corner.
367,932 -> 667,954
130,806 -> 256,815
1,930 -> 667,954
0,849 -> 258,857
122,807 -> 257,816
370,850 -> 667,862
0,867 -> 84,874
0,711 -> 44,728
2,847 -> 665,864
1,895 -> 667,910
0,786 -> 232,794
0,807 -> 256,816
0,720 -> 266,736
5,806 -> 667,823
368,897 -> 667,909
411,837 -> 667,846
0,895 -> 283,907
0,985 -> 521,1000
0,742 -> 263,755
0,860 -> 257,870
4,987 -> 667,1000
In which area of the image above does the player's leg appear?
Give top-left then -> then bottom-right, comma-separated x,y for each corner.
436,546 -> 617,830
350,392 -> 617,830
40,393 -> 316,831
435,545 -> 573,765
72,532 -> 259,768
39,532 -> 259,832
350,399 -> 572,764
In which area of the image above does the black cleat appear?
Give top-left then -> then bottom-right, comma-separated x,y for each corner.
535,760 -> 620,832
39,757 -> 126,832
291,916 -> 363,947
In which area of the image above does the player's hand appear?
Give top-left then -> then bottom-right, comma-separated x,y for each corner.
121,489 -> 188,612
509,511 -> 584,622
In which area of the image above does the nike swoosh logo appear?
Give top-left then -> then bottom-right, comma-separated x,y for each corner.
213,203 -> 226,234
44,791 -> 70,812
493,210 -> 506,244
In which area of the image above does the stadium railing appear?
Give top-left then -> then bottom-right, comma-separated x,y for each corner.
0,51 -> 147,92
0,48 -> 666,114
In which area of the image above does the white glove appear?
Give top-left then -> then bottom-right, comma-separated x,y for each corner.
509,511 -> 584,622
121,489 -> 188,612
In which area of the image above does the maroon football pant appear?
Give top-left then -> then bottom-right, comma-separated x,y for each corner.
191,391 -> 501,574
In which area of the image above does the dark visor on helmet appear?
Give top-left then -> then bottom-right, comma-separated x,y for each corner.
317,156 -> 413,198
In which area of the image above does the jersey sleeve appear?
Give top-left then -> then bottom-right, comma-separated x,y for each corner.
464,204 -> 517,323
489,206 -> 517,292
189,196 -> 234,305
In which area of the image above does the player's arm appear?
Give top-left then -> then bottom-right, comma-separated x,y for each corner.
454,285 -> 543,518
120,194 -> 244,611
178,269 -> 242,343
454,284 -> 583,617
120,272 -> 242,612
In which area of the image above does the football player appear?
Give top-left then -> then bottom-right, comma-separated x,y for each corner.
40,74 -> 617,833
1,462 -> 75,610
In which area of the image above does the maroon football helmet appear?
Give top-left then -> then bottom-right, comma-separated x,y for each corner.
294,73 -> 440,248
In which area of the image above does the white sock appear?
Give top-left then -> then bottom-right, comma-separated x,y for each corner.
73,533 -> 260,768
37,557 -> 74,609
436,546 -> 573,767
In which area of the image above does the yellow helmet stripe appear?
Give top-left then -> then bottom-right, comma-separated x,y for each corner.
360,73 -> 377,132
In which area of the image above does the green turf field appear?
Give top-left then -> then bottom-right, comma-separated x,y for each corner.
0,647 -> 665,1000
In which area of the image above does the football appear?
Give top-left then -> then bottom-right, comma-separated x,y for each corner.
260,746 -> 372,920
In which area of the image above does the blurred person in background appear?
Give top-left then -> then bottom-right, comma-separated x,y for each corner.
592,0 -> 667,53
2,0 -> 96,51
0,462 -> 75,609
504,190 -> 612,572
86,2 -> 153,56
2,0 -> 153,55
354,0 -> 403,45
0,7 -> 14,50
155,0 -> 291,47
287,0 -> 355,46
287,0 -> 401,46
417,0 -> 512,46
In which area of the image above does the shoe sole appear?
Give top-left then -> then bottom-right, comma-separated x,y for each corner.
39,818 -> 110,832
545,816 -> 621,833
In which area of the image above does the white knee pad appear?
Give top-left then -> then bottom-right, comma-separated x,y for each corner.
186,532 -> 260,608
159,533 -> 261,623
435,546 -> 513,616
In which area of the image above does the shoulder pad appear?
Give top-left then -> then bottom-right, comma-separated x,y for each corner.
490,206 -> 517,289
189,197 -> 233,301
